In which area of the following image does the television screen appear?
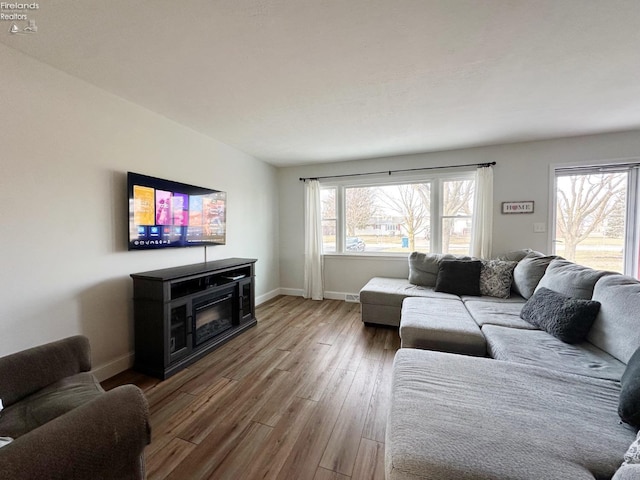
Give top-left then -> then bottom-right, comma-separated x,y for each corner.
127,172 -> 226,250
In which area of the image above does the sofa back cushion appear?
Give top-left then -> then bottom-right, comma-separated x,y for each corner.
496,249 -> 542,262
536,258 -> 613,299
512,253 -> 556,299
0,336 -> 91,407
588,274 -> 640,363
408,252 -> 471,287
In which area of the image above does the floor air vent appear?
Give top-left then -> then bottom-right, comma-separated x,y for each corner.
345,294 -> 360,303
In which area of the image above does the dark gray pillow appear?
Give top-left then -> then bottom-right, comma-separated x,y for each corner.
512,254 -> 557,299
434,259 -> 481,296
408,252 -> 471,287
620,346 -> 640,428
520,287 -> 601,343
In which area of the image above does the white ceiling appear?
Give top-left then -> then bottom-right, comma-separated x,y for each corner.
3,0 -> 640,166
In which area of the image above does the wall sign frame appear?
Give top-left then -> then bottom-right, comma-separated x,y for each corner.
502,201 -> 534,214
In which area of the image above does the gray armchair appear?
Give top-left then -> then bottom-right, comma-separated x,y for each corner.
0,336 -> 150,480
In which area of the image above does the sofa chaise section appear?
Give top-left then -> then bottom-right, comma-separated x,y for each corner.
360,276 -> 458,326
400,297 -> 486,355
386,348 -> 636,480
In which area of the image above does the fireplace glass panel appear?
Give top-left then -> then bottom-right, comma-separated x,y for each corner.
194,293 -> 233,346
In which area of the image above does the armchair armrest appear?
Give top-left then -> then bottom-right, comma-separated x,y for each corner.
0,336 -> 91,406
0,384 -> 150,480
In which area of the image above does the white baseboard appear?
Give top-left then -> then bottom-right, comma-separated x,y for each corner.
279,287 -> 304,297
323,291 -> 344,300
278,289 -> 359,302
256,288 -> 282,305
92,352 -> 134,382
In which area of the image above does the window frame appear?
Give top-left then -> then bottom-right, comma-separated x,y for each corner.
320,170 -> 476,256
551,162 -> 640,277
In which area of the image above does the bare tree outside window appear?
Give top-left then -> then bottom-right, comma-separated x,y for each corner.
345,187 -> 377,236
378,184 -> 430,251
441,180 -> 474,254
555,172 -> 627,271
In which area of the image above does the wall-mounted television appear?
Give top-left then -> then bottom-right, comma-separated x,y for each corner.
127,172 -> 226,250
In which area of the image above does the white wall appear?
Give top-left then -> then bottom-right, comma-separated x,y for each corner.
279,130 -> 640,297
0,45 -> 280,380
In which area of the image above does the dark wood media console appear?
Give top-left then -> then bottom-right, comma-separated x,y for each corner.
131,257 -> 257,379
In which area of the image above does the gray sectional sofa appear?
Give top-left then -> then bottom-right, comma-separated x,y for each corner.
359,251 -> 640,480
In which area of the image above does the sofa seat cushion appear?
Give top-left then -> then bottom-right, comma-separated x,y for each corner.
459,294 -> 526,303
483,324 -> 626,380
360,277 -> 459,308
399,297 -> 486,356
0,372 -> 104,438
463,299 -> 535,330
386,349 -> 634,480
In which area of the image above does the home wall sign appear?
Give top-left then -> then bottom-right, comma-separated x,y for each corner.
502,201 -> 534,214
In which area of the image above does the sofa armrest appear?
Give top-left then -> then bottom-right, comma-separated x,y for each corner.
0,384 -> 150,480
0,336 -> 91,406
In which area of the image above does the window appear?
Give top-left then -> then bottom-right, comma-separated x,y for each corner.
553,164 -> 639,276
321,187 -> 337,253
441,179 -> 474,255
321,172 -> 475,255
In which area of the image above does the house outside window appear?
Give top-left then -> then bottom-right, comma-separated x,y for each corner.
320,172 -> 475,255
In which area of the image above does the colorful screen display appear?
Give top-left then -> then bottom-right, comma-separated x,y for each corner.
128,172 -> 227,250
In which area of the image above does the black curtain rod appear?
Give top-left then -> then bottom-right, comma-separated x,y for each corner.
299,161 -> 496,182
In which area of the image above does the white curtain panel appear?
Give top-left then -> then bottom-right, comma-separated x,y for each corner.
303,179 -> 324,300
471,165 -> 494,259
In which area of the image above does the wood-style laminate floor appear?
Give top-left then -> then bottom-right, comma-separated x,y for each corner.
102,296 -> 401,480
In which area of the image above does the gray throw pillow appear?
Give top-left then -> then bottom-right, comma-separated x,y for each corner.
520,287 -> 601,344
536,258 -> 613,299
512,254 -> 557,299
620,346 -> 640,428
434,259 -> 481,296
480,260 -> 516,298
408,252 -> 470,287
613,464 -> 640,480
622,430 -> 640,466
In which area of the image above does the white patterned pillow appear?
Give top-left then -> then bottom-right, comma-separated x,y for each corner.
480,260 -> 517,298
623,430 -> 640,466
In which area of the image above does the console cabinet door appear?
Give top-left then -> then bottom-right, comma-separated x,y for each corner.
167,299 -> 191,364
239,278 -> 255,324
